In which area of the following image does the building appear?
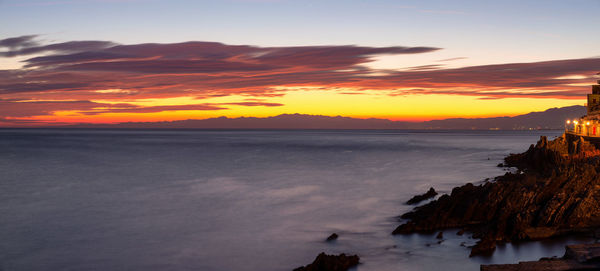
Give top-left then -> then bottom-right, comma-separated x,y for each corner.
566,78 -> 600,137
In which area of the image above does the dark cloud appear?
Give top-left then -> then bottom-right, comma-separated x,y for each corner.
225,102 -> 284,107
23,41 -> 252,67
0,99 -> 229,117
22,41 -> 440,71
0,116 -> 68,126
0,37 -> 441,98
437,57 -> 467,62
1,39 -> 116,57
404,64 -> 444,71
24,51 -> 130,67
82,104 -> 228,115
0,82 -> 92,94
0,35 -> 39,49
55,59 -> 279,73
382,58 -> 600,91
0,100 -> 106,117
0,98 -> 285,118
254,45 -> 441,68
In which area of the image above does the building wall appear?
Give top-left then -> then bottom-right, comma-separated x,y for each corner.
588,93 -> 600,113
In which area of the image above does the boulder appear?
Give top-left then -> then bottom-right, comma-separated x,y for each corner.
293,253 -> 359,271
326,233 -> 338,242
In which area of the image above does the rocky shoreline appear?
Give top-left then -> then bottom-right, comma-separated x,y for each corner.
393,134 -> 600,256
295,134 -> 600,270
481,243 -> 600,270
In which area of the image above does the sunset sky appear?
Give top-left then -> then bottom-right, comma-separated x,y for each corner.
1,0 -> 600,126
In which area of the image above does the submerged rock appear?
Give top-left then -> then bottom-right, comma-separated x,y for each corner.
393,135 -> 600,256
293,253 -> 359,271
406,187 -> 438,205
326,233 -> 339,242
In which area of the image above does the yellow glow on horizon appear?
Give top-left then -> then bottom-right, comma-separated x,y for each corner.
274,90 -> 583,120
19,88 -> 585,125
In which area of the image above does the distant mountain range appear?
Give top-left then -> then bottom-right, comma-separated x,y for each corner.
421,105 -> 586,130
68,105 -> 586,130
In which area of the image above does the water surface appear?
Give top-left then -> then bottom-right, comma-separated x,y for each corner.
0,129 -> 585,271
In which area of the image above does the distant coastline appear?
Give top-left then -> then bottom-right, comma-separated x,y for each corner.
27,105 -> 585,130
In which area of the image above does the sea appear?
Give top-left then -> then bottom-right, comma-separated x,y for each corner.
0,129 -> 592,271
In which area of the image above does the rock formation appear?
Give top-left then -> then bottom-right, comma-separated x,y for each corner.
406,187 -> 438,205
393,135 -> 600,256
293,253 -> 359,271
481,243 -> 600,270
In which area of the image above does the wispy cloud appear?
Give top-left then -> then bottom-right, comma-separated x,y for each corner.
437,57 -> 467,62
0,35 -> 115,57
0,35 -> 39,49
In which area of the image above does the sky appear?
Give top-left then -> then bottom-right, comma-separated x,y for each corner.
1,0 -> 600,126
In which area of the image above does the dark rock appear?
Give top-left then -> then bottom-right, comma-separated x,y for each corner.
564,243 -> 600,263
406,187 -> 438,205
481,259 -> 596,271
481,243 -> 600,270
293,252 -> 359,271
457,229 -> 465,236
393,135 -> 600,256
326,233 -> 338,242
436,231 -> 443,239
497,163 -> 504,167
470,238 -> 496,257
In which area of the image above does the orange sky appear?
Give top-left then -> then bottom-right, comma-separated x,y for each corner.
0,36 -> 598,127
19,91 -> 585,126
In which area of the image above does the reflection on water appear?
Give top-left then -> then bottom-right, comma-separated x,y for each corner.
0,129 -> 584,271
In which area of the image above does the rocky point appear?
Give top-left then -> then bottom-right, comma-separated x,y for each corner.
393,134 -> 600,256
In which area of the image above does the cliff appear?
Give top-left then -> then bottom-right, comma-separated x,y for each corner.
393,134 -> 600,256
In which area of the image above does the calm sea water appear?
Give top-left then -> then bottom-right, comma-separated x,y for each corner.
0,129 -> 590,271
